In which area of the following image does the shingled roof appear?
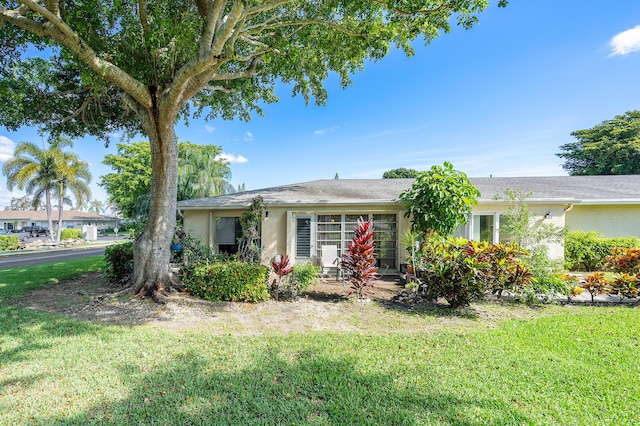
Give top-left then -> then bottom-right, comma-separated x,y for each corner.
177,175 -> 640,209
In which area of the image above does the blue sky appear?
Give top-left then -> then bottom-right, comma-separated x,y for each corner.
2,1 -> 640,209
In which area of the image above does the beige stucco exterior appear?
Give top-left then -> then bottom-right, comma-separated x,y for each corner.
565,204 -> 640,238
184,204 -> 406,269
179,177 -> 640,269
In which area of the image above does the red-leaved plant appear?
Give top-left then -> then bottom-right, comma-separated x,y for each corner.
341,217 -> 378,299
272,254 -> 293,286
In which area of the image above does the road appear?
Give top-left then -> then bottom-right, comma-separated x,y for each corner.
0,247 -> 106,268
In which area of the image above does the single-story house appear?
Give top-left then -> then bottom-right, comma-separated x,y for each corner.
0,209 -> 118,232
177,175 -> 640,273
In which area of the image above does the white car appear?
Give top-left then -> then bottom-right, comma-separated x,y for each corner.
0,229 -> 30,241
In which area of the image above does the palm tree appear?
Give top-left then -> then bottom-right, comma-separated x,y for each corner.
88,199 -> 105,215
2,138 -> 91,241
2,141 -> 60,234
54,150 -> 91,241
177,143 -> 232,201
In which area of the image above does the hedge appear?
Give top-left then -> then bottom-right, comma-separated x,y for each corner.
0,235 -> 20,251
104,242 -> 134,284
60,229 -> 83,240
182,261 -> 270,303
565,230 -> 640,271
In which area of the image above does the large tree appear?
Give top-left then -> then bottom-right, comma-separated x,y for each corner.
101,141 -> 231,219
383,167 -> 420,179
557,110 -> 640,175
0,0 -> 505,302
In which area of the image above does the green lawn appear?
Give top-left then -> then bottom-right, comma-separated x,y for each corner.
1,258 -> 639,425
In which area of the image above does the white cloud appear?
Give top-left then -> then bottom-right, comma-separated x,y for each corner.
244,131 -> 254,142
216,153 -> 249,164
313,126 -> 339,136
205,125 -> 216,133
0,135 -> 16,162
610,25 -> 640,56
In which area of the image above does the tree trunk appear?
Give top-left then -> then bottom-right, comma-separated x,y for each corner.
131,100 -> 179,304
45,189 -> 53,240
57,184 -> 63,242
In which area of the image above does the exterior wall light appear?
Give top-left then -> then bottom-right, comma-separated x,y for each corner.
544,211 -> 553,220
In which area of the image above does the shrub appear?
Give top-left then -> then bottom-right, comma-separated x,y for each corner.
565,231 -> 640,271
609,273 -> 639,302
417,238 -> 532,308
60,229 -> 83,240
180,234 -> 231,265
289,262 -> 320,292
582,272 -> 608,304
0,235 -> 20,251
104,242 -> 134,284
605,247 -> 640,274
524,245 -> 565,302
559,274 -> 584,302
182,261 -> 269,303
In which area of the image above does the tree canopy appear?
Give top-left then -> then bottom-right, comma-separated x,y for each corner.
557,110 -> 640,175
400,162 -> 479,237
0,0 -> 505,301
101,141 -> 231,219
383,168 -> 420,179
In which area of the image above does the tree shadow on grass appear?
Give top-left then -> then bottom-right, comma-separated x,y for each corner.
36,345 -> 531,425
0,306 -> 123,366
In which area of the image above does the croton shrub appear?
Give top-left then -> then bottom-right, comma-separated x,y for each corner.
416,237 -> 532,308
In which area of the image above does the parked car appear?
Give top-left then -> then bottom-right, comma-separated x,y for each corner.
9,229 -> 30,241
20,226 -> 50,237
0,229 -> 12,236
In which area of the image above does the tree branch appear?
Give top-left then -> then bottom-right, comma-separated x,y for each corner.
138,0 -> 151,42
194,0 -> 212,18
44,0 -> 61,18
7,1 -> 152,109
203,85 -> 234,93
197,0 -> 228,58
167,0 -> 245,110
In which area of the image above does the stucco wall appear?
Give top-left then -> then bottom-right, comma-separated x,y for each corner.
183,210 -> 211,245
183,201 -> 588,265
262,207 -> 287,263
566,204 -> 640,238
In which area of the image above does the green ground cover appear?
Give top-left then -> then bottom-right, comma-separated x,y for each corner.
0,257 -> 104,301
1,258 -> 638,425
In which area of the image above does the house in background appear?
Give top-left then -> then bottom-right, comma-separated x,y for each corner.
177,175 -> 640,273
0,209 -> 117,233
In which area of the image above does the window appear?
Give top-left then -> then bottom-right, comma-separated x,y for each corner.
296,217 -> 312,258
313,213 -> 397,269
215,217 -> 242,254
473,214 -> 495,243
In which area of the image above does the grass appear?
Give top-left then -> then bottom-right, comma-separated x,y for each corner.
1,257 -> 639,425
0,256 -> 105,301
